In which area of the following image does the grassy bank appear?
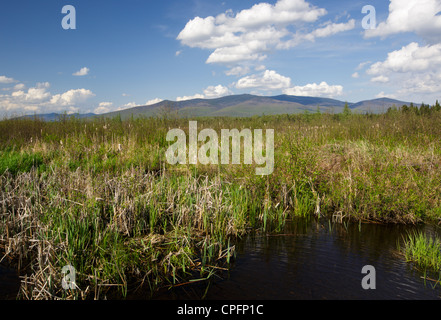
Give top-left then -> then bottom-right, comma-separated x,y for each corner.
1,109 -> 441,299
402,231 -> 441,273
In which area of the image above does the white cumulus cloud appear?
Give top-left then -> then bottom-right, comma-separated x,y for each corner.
364,0 -> 441,43
0,79 -> 96,117
0,76 -> 17,84
366,42 -> 441,97
371,75 -> 390,83
50,88 -> 95,106
145,98 -> 164,105
94,102 -> 113,114
283,81 -> 343,97
175,85 -> 231,101
176,94 -> 205,101
118,102 -> 138,110
375,92 -> 397,99
235,70 -> 291,90
177,0 -> 353,67
13,83 -> 26,91
11,82 -> 51,103
368,42 -> 441,75
203,85 -> 231,98
362,1 -> 441,99
73,67 -> 90,77
225,66 -> 251,76
283,19 -> 355,48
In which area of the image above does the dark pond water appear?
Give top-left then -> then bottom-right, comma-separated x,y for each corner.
153,218 -> 441,300
2,218 -> 441,300
0,262 -> 20,300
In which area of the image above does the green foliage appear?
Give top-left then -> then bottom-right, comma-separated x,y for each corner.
1,106 -> 441,299
0,151 -> 44,175
435,100 -> 441,112
342,102 -> 352,117
403,231 -> 441,272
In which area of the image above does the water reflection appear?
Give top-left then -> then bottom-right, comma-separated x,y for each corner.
2,217 -> 441,300
202,218 -> 441,300
0,263 -> 20,300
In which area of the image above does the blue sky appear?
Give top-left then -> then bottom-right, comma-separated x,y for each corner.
1,0 -> 440,117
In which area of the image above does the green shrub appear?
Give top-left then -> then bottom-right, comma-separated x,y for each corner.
0,151 -> 44,175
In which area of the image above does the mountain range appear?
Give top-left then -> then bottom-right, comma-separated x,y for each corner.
14,95 -> 413,121
100,95 -> 412,119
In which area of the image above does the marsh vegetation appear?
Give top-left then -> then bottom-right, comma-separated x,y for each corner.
1,105 -> 441,299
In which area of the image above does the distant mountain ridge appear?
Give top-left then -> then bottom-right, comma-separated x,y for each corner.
349,98 -> 411,112
270,95 -> 348,107
12,95 -> 414,120
100,94 -> 412,119
13,112 -> 96,121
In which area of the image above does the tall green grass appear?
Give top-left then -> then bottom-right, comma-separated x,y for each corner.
1,109 -> 441,299
0,151 -> 44,175
402,231 -> 441,272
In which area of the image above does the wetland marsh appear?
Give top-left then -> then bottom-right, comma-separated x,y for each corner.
1,108 -> 441,299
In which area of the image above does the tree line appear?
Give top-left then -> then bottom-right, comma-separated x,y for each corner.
387,100 -> 441,115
